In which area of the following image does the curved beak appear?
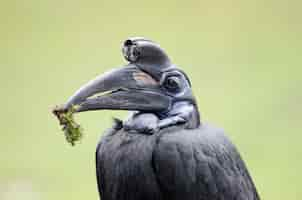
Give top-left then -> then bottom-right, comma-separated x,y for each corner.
64,64 -> 171,113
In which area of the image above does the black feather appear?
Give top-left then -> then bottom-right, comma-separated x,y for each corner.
96,124 -> 260,200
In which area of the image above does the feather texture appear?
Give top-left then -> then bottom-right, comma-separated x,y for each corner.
96,123 -> 260,200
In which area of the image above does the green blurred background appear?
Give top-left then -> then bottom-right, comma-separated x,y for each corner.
1,0 -> 301,199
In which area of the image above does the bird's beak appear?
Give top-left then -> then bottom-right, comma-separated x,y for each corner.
63,64 -> 171,113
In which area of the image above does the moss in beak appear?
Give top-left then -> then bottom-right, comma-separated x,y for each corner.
52,105 -> 83,146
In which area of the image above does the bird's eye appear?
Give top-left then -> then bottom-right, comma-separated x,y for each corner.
132,48 -> 140,57
164,76 -> 181,92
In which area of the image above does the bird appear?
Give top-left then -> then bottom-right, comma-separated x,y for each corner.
57,37 -> 260,200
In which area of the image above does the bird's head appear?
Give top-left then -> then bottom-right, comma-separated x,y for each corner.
61,37 -> 200,128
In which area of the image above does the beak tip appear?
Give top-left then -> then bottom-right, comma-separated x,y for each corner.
52,104 -> 67,115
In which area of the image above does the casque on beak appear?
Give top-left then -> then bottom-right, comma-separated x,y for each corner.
63,64 -> 171,113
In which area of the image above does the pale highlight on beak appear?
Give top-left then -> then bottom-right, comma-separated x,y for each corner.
133,72 -> 158,86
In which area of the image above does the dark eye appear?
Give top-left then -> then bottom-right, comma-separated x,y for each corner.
132,48 -> 140,57
164,76 -> 181,92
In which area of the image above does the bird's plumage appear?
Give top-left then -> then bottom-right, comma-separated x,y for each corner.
58,37 -> 260,200
96,122 -> 260,200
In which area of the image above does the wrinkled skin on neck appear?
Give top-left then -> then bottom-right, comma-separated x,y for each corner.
123,101 -> 200,134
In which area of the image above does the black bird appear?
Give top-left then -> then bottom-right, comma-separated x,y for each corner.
60,37 -> 260,200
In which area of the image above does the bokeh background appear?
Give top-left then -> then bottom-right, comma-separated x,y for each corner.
1,0 -> 301,199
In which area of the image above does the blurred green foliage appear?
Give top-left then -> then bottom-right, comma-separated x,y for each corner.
0,0 -> 301,199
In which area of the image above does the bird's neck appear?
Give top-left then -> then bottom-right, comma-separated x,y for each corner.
157,101 -> 201,129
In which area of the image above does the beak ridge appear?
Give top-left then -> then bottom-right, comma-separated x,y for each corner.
63,64 -> 171,113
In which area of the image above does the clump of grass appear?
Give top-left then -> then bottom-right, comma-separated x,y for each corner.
52,105 -> 83,146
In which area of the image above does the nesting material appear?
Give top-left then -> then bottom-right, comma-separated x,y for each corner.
52,105 -> 83,146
